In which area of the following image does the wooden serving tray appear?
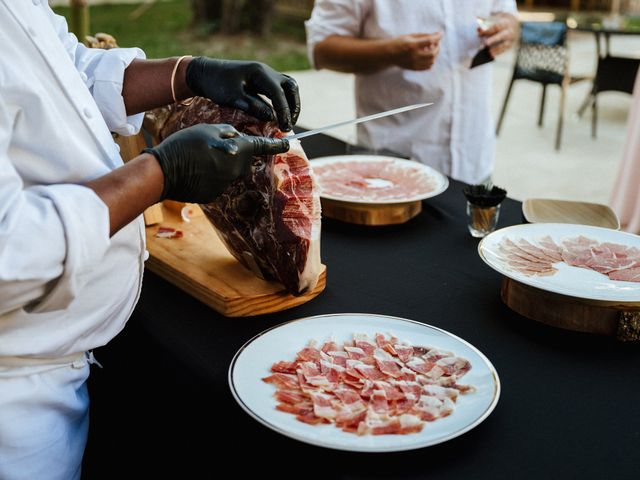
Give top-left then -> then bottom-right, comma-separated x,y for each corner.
321,198 -> 422,226
501,277 -> 640,341
145,205 -> 326,317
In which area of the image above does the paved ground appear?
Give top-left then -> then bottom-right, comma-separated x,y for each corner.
289,30 -> 640,205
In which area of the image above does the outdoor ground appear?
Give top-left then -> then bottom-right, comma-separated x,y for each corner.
53,1 -> 640,205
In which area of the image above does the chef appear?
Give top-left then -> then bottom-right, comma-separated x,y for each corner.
0,2 -> 298,479
305,0 -> 518,184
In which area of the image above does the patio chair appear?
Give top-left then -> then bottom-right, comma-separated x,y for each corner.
496,21 -> 586,151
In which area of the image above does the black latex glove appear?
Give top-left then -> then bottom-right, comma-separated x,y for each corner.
144,123 -> 289,203
185,57 -> 300,132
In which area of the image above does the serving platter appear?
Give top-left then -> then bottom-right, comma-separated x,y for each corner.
479,223 -> 640,303
311,155 -> 448,204
229,313 -> 500,452
310,155 -> 448,225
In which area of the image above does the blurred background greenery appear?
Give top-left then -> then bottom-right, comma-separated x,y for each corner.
53,0 -> 311,71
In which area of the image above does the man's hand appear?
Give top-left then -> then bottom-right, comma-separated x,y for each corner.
478,14 -> 519,58
389,32 -> 443,71
185,58 -> 300,132
144,124 -> 289,203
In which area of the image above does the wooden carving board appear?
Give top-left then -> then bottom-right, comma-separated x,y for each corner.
145,205 -> 327,317
321,198 -> 422,226
501,277 -> 640,342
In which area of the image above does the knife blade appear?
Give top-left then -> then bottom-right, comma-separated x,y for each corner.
288,102 -> 433,141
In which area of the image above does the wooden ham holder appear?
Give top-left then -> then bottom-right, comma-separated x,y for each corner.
321,199 -> 422,226
145,205 -> 326,317
134,109 -> 326,317
501,277 -> 640,342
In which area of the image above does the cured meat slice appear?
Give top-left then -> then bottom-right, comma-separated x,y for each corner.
154,98 -> 321,295
393,344 -> 414,363
608,266 -> 640,282
353,333 -> 377,355
373,348 -> 404,378
263,332 -> 474,436
498,235 -> 640,282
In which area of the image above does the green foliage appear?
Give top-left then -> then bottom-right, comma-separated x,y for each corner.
53,0 -> 310,71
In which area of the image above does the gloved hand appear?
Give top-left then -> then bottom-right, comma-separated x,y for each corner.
185,57 -> 300,132
144,123 -> 289,203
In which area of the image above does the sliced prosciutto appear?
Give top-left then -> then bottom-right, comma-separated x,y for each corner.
262,332 -> 475,436
313,158 -> 439,203
498,235 -> 640,283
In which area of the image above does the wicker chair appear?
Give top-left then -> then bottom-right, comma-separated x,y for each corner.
496,22 -> 586,150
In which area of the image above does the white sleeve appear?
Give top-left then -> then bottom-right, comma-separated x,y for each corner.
43,5 -> 146,136
491,0 -> 518,15
0,94 -> 111,315
305,0 -> 370,69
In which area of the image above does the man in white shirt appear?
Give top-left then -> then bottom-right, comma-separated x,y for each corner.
306,0 -> 518,184
0,2 -> 298,479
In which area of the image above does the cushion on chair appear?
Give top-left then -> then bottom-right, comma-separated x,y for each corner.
514,22 -> 569,85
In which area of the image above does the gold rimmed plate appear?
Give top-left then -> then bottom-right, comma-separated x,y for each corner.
228,313 -> 500,452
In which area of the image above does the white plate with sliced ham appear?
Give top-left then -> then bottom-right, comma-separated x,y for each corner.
228,313 -> 500,452
311,155 -> 449,204
479,223 -> 640,302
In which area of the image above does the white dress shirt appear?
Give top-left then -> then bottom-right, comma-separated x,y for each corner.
0,2 -> 146,476
306,0 -> 517,184
0,1 -> 146,360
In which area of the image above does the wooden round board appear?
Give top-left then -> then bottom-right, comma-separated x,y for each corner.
145,205 -> 326,317
501,277 -> 640,342
321,198 -> 422,226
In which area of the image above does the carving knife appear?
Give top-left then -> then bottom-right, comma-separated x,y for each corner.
287,102 -> 433,141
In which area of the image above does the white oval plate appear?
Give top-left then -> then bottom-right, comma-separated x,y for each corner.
310,155 -> 449,204
478,223 -> 640,302
228,313 -> 500,452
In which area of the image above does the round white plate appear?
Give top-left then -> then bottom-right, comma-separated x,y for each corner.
228,313 -> 500,452
310,155 -> 449,204
478,223 -> 640,302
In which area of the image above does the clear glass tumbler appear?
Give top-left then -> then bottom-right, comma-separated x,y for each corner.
467,202 -> 500,238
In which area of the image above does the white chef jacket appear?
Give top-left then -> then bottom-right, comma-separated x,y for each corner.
306,0 -> 518,184
0,1 -> 146,478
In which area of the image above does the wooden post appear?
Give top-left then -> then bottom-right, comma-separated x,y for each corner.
612,0 -> 622,14
221,0 -> 245,34
250,0 -> 276,36
70,0 -> 90,41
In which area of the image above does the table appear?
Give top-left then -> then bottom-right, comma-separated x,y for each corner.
81,134 -> 640,479
568,13 -> 640,136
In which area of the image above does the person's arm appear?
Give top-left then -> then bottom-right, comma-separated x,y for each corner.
121,57 -> 194,116
83,153 -> 163,236
478,12 -> 519,58
122,57 -> 300,132
313,33 -> 442,74
84,124 -> 289,236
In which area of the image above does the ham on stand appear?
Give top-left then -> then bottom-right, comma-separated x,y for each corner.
146,98 -> 322,295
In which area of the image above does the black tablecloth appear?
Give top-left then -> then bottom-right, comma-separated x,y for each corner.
82,135 -> 640,479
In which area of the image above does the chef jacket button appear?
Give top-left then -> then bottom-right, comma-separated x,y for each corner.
80,72 -> 88,82
32,0 -> 40,5
83,107 -> 93,119
27,26 -> 36,37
